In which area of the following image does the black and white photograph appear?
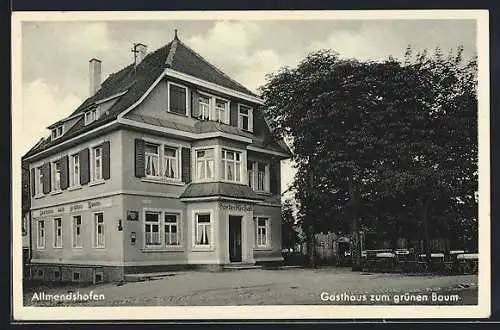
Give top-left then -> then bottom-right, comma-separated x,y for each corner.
11,10 -> 489,320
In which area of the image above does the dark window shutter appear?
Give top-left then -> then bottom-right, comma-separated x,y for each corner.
42,162 -> 51,194
60,155 -> 69,190
230,102 -> 238,127
191,89 -> 200,118
270,161 -> 280,195
79,148 -> 90,185
169,84 -> 187,115
181,147 -> 191,183
102,141 -> 111,180
135,139 -> 145,178
30,168 -> 35,197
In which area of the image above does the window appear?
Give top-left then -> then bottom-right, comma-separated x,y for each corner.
51,126 -> 64,139
238,105 -> 253,132
247,162 -> 254,189
144,210 -> 182,248
145,211 -> 161,246
84,108 -> 99,125
196,149 -> 215,180
221,149 -> 241,182
72,215 -> 82,248
195,213 -> 211,247
254,217 -> 270,247
197,92 -> 229,124
73,272 -> 81,281
94,272 -> 103,283
145,143 -> 160,177
165,213 -> 180,246
37,220 -> 45,249
168,83 -> 188,115
199,95 -> 211,120
54,270 -> 61,280
35,166 -> 44,195
144,142 -> 180,180
70,154 -> 80,187
93,213 -> 105,248
51,161 -> 61,192
257,162 -> 270,192
163,147 -> 178,179
92,146 -> 103,181
214,99 -> 229,123
53,218 -> 62,248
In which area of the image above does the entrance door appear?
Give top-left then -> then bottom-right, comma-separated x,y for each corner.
229,216 -> 242,262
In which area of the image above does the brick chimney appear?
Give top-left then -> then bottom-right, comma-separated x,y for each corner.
135,43 -> 148,65
89,58 -> 102,96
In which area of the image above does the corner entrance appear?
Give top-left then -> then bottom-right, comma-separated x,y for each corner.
229,216 -> 242,262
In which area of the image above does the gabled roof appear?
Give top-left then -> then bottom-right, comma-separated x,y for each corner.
22,33 -> 272,159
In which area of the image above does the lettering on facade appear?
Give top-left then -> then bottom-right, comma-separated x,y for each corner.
33,197 -> 112,218
217,202 -> 253,212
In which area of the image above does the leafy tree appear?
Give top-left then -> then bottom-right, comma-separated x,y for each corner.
260,47 -> 477,269
281,199 -> 299,251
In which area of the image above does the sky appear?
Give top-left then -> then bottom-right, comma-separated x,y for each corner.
20,18 -> 477,195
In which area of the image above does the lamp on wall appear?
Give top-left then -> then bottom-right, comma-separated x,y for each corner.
118,219 -> 123,231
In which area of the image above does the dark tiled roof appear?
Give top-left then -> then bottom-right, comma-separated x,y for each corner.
170,41 -> 257,97
23,35 -> 274,159
125,113 -> 291,155
180,182 -> 264,201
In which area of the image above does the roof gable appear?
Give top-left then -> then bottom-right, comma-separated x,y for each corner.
23,34 -> 270,159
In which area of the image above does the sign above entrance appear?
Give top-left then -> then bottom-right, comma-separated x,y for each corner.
32,197 -> 112,218
218,202 -> 253,212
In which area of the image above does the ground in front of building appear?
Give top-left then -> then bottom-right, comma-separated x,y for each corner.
23,267 -> 478,306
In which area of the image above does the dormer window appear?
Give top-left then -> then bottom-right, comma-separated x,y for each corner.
84,108 -> 100,125
51,126 -> 64,139
197,92 -> 230,124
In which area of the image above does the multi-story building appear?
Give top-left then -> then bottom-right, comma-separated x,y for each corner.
22,31 -> 291,283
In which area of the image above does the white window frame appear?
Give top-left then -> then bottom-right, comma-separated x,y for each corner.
238,104 -> 253,132
53,217 -> 62,248
192,210 -> 215,250
142,137 -> 183,182
198,91 -> 230,124
254,216 -> 271,249
145,143 -> 161,178
256,161 -> 270,193
194,147 -> 216,182
51,160 -> 61,192
221,148 -> 243,183
71,215 -> 82,248
51,125 -> 64,139
198,94 -> 211,120
93,212 -> 105,248
70,154 -> 80,187
167,81 -> 189,116
84,108 -> 100,125
144,210 -> 162,247
164,213 -> 181,247
36,219 -> 45,249
91,145 -> 103,182
142,208 -> 183,250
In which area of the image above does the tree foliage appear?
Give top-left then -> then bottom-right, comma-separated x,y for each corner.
260,46 -> 478,268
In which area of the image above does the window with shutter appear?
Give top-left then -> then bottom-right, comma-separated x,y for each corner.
135,139 -> 146,178
79,148 -> 90,185
102,141 -> 111,180
168,82 -> 188,115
